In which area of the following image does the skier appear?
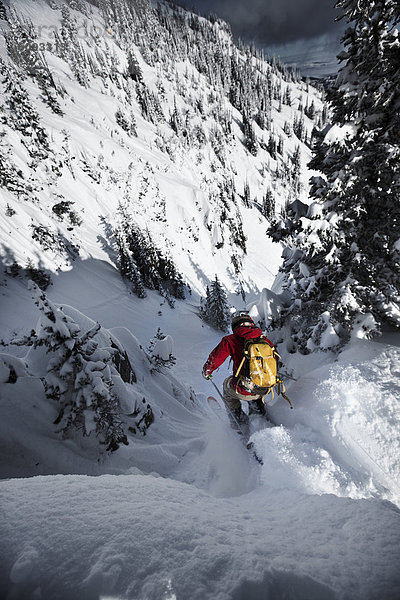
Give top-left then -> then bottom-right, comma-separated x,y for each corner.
202,312 -> 276,423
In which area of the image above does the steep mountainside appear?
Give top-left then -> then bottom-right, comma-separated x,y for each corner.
0,0 -> 326,297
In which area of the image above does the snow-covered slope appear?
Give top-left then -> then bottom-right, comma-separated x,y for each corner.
0,1 -> 399,599
0,0 -> 325,294
1,261 -> 399,599
1,473 -> 399,600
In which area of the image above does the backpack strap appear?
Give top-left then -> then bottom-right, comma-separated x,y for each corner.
234,338 -> 253,378
277,378 -> 293,409
234,355 -> 246,378
260,378 -> 293,409
261,387 -> 274,404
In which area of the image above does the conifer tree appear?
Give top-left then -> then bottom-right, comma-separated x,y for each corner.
115,217 -> 185,302
126,50 -> 143,82
293,114 -> 305,141
53,6 -> 90,87
242,111 -> 257,155
0,1 -> 6,20
136,83 -> 164,124
0,145 -> 27,198
4,9 -> 55,90
274,0 -> 400,352
114,229 -> 147,298
276,135 -> 283,155
305,100 -> 316,120
284,85 -> 292,106
20,282 -> 130,452
169,99 -> 182,135
291,145 -> 301,195
243,180 -> 251,208
202,276 -> 230,332
267,133 -> 277,159
0,59 -> 49,159
147,328 -> 176,373
262,188 -> 275,220
115,107 -> 137,136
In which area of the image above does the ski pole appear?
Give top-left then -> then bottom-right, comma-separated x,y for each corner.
281,371 -> 297,381
210,379 -> 225,402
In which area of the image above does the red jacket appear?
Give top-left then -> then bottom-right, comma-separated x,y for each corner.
203,326 -> 275,395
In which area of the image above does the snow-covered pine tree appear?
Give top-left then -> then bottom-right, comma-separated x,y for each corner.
147,328 -> 176,373
242,110 -> 258,155
126,50 -> 143,82
115,107 -> 137,136
262,188 -> 275,220
52,200 -> 82,228
115,215 -> 185,302
136,82 -> 164,124
305,100 -> 316,120
0,145 -> 28,198
291,145 -> 301,195
54,5 -> 89,87
243,180 -> 251,208
5,202 -> 16,217
201,276 -> 230,332
0,1 -> 7,21
0,59 -> 49,159
156,250 -> 186,301
25,260 -> 52,290
25,282 -> 129,452
114,228 -> 147,298
5,9 -> 55,87
272,0 -> 400,352
267,133 -> 277,159
292,114 -> 305,141
283,85 -> 292,106
169,99 -> 182,135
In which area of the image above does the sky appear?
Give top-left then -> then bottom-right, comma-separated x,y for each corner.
176,0 -> 347,77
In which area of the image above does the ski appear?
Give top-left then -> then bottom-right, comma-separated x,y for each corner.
207,395 -> 222,411
207,396 -> 263,465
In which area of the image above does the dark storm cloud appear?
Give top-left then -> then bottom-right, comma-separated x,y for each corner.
177,0 -> 341,46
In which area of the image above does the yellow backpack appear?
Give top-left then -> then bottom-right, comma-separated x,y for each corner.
235,338 -> 293,407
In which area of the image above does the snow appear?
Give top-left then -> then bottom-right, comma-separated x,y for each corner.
324,123 -> 357,145
249,287 -> 282,328
152,334 -> 174,361
318,313 -> 340,349
1,473 -> 400,600
1,263 -> 400,599
0,1 -> 399,599
266,340 -> 400,506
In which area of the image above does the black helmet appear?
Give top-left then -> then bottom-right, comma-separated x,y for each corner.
231,311 -> 254,331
